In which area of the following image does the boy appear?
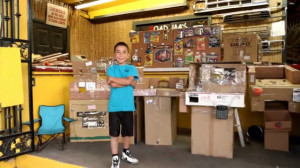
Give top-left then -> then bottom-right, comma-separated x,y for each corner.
106,42 -> 139,168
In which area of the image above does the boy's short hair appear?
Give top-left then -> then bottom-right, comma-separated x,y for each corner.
114,42 -> 129,52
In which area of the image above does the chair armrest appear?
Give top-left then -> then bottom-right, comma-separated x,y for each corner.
63,116 -> 76,123
23,118 -> 41,125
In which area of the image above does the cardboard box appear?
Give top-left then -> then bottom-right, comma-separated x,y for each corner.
136,67 -> 144,83
144,97 -> 177,145
289,102 -> 300,113
264,110 -> 291,130
248,65 -> 300,85
134,89 -> 156,97
250,80 -> 300,112
179,92 -> 188,113
148,77 -> 183,89
191,106 -> 234,159
251,87 -> 294,102
223,33 -> 260,62
264,130 -> 289,152
264,101 -> 291,152
135,78 -> 150,90
74,74 -> 98,82
201,64 -> 246,93
285,66 -> 300,84
251,99 -> 300,112
70,100 -> 138,144
69,100 -> 110,142
187,63 -> 199,91
72,60 -> 98,75
69,81 -> 110,100
249,65 -> 300,112
135,97 -> 144,142
255,66 -> 285,79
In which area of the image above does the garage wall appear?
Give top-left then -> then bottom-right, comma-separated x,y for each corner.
32,0 -> 94,58
32,0 -> 284,62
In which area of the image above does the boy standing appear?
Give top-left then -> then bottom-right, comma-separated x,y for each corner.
106,42 -> 139,168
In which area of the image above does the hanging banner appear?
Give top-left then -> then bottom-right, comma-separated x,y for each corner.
46,3 -> 68,28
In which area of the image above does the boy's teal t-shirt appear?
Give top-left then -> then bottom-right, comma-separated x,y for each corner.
107,64 -> 139,112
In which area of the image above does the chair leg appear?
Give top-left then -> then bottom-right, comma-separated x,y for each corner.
63,132 -> 66,144
36,135 -> 41,152
62,133 -> 65,150
36,133 -> 67,151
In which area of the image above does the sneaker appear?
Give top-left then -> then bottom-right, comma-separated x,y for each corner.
111,155 -> 120,168
122,150 -> 139,164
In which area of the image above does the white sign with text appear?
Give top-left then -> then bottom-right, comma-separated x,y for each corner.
46,3 -> 68,28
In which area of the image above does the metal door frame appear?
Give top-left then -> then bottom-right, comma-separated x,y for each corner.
0,0 -> 34,161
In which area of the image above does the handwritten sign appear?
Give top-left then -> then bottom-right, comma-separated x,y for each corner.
46,3 -> 68,28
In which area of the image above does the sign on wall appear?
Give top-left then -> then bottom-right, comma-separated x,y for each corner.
137,18 -> 209,31
46,3 -> 68,28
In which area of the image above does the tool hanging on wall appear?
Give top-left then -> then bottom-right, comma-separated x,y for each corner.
222,26 -> 271,40
262,40 -> 285,53
212,7 -> 285,24
193,0 -> 269,14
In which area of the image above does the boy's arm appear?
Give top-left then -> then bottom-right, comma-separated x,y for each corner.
110,82 -> 125,88
108,76 -> 135,86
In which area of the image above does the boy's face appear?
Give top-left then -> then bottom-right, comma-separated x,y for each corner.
114,45 -> 129,65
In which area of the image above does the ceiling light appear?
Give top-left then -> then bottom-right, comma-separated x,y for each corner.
75,0 -> 115,10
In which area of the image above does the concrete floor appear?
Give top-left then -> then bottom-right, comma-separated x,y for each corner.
33,135 -> 300,168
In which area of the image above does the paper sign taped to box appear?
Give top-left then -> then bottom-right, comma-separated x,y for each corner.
185,92 -> 245,108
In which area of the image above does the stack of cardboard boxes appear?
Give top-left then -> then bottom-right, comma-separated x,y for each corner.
187,63 -> 246,159
136,77 -> 186,145
248,65 -> 300,151
264,102 -> 291,152
69,60 -> 111,142
69,63 -> 148,144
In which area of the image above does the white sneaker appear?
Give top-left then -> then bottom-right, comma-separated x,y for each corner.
122,150 -> 139,164
111,155 -> 120,168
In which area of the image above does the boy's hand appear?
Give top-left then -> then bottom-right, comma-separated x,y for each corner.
107,76 -> 112,85
131,80 -> 137,87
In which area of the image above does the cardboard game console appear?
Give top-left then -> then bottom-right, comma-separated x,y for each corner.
248,65 -> 300,112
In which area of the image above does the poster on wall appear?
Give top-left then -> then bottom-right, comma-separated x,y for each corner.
46,3 -> 68,28
154,49 -> 172,63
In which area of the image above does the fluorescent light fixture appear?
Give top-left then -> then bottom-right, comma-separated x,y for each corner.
75,0 -> 115,10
